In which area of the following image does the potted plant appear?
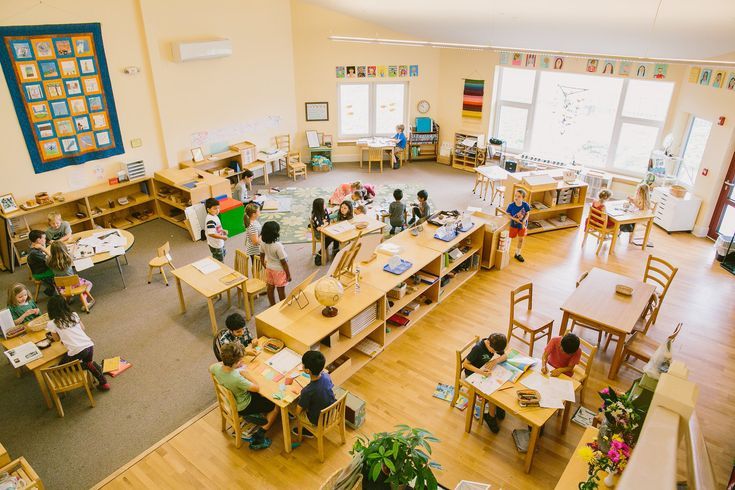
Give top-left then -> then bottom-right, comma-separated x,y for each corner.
351,425 -> 442,490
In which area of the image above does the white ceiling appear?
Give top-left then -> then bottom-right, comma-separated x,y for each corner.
303,0 -> 735,61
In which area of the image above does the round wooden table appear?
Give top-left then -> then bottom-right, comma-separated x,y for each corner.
70,228 -> 135,288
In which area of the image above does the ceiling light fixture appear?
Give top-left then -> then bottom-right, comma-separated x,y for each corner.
328,35 -> 735,67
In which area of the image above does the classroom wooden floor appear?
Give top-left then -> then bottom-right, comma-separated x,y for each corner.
96,224 -> 734,490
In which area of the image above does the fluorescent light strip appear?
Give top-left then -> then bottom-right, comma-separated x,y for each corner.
328,35 -> 735,67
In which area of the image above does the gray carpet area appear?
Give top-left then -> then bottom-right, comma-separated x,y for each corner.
0,161 -> 493,489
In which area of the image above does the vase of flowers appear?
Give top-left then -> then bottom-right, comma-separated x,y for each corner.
597,387 -> 643,447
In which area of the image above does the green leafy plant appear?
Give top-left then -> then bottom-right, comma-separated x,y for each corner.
351,425 -> 442,489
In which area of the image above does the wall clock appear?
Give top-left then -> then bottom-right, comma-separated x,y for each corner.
417,100 -> 430,114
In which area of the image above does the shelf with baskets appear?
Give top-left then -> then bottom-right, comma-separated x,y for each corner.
408,122 -> 439,161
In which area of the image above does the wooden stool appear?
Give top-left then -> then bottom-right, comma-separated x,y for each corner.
507,283 -> 553,356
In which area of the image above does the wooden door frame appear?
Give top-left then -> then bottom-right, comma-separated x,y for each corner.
708,151 -> 735,239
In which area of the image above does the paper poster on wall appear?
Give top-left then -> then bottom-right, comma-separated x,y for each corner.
601,60 -> 616,75
712,70 -> 726,88
525,54 -> 536,67
367,65 -> 376,77
511,53 -> 522,66
688,67 -> 701,84
727,73 -> 735,91
699,69 -> 712,86
653,64 -> 667,79
462,79 -> 484,119
553,57 -> 564,70
539,55 -> 551,69
499,52 -> 509,65
409,65 -> 418,77
336,66 -> 345,78
377,65 -> 387,77
635,63 -> 650,78
586,59 -> 598,73
619,62 -> 632,77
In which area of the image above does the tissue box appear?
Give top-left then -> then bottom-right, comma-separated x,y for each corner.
387,282 -> 407,299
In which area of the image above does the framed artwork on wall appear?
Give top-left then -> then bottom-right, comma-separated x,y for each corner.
305,102 -> 329,121
0,193 -> 18,214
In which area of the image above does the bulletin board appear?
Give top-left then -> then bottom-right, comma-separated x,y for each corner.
0,23 -> 124,174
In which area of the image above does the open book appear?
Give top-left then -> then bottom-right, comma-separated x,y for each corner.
499,350 -> 538,382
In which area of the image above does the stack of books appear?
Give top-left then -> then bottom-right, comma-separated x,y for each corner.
341,303 -> 378,338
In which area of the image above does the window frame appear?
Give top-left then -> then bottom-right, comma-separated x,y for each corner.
337,81 -> 409,139
491,67 -> 674,177
678,115 -> 713,187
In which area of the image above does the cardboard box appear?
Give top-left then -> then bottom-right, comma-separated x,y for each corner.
335,387 -> 366,429
387,282 -> 407,299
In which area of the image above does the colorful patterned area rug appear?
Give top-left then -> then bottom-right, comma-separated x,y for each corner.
261,183 -> 431,244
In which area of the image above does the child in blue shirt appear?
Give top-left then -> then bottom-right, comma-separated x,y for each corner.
391,124 -> 407,168
505,189 -> 531,262
292,350 -> 336,439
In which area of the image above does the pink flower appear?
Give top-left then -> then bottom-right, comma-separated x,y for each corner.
601,388 -> 610,395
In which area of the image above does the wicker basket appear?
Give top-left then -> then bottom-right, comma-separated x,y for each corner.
670,185 -> 687,198
27,313 -> 49,332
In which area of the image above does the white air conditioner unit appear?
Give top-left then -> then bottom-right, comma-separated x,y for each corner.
171,39 -> 232,62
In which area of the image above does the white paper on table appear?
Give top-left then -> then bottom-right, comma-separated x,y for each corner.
520,371 -> 575,408
105,235 -> 127,247
4,342 -> 42,368
327,221 -> 355,234
466,364 -> 514,395
266,348 -> 302,374
94,243 -> 114,254
108,247 -> 126,257
78,237 -> 103,248
73,257 -> 94,271
192,258 -> 220,274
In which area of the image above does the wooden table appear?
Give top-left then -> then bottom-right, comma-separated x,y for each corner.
1,329 -> 66,408
71,229 -> 135,288
464,369 -> 580,473
255,150 -> 287,185
605,201 -> 655,254
555,426 -> 617,489
319,218 -> 386,265
356,142 -> 395,169
171,260 -> 247,334
473,165 -> 509,202
559,267 -> 656,379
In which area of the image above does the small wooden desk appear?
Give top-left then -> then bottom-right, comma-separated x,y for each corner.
356,143 -> 395,168
473,165 -> 509,202
319,218 -> 386,265
559,267 -> 656,379
172,260 -> 247,334
255,150 -> 287,184
464,369 -> 580,473
71,229 -> 135,288
1,330 -> 66,408
605,201 -> 655,254
555,426 -> 616,489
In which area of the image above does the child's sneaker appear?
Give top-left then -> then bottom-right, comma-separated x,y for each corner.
514,254 -> 525,263
249,437 -> 272,450
483,413 -> 499,434
244,413 -> 267,426
496,407 -> 506,421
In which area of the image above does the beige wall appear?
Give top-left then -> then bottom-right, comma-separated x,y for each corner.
290,0 -> 440,162
0,0 -> 166,200
139,0 -> 298,166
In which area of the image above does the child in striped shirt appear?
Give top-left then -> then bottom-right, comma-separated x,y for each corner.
244,203 -> 262,261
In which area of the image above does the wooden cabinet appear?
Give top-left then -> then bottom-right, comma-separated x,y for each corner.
408,122 -> 439,161
452,131 -> 487,171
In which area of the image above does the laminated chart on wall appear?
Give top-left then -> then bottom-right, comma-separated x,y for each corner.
462,79 -> 484,118
0,23 -> 124,174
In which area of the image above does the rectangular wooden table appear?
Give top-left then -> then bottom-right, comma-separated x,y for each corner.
1,329 -> 66,408
172,260 -> 247,334
356,142 -> 395,169
605,200 -> 655,254
473,165 -> 509,202
464,369 -> 580,473
559,267 -> 656,379
319,218 -> 386,265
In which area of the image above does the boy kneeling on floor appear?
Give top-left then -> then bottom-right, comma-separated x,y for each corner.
292,350 -> 336,439
210,343 -> 279,450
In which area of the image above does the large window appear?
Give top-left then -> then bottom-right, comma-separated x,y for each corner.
679,117 -> 712,186
492,68 -> 674,176
338,82 -> 407,138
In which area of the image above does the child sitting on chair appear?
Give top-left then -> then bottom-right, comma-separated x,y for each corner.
462,333 -> 508,433
210,343 -> 278,450
541,333 -> 582,377
292,350 -> 336,439
217,312 -> 258,357
587,189 -> 614,230
48,241 -> 94,308
408,189 -> 431,226
389,189 -> 406,234
620,183 -> 652,233
45,211 -> 72,243
7,283 -> 41,325
27,230 -> 56,297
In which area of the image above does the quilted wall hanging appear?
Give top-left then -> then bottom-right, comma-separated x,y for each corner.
0,23 -> 124,174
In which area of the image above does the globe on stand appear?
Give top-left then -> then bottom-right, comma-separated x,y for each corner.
314,276 -> 344,317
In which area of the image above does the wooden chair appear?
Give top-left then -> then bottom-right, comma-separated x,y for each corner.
234,250 -> 267,320
54,275 -> 94,313
0,457 -> 43,489
30,276 -> 44,302
643,255 -> 678,325
211,373 -> 246,448
393,147 -> 407,168
295,391 -> 348,462
603,294 -> 660,352
572,337 -> 597,405
286,151 -> 307,181
452,336 -> 480,408
619,322 -> 683,376
212,329 -> 226,361
275,134 -> 291,172
367,147 -> 383,173
319,456 -> 364,490
569,271 -> 605,346
40,360 -> 95,417
147,241 -> 175,286
581,206 -> 614,255
507,283 -> 554,356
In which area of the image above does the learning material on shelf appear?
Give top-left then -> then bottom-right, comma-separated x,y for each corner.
265,347 -> 302,374
354,337 -> 382,357
192,258 -> 220,274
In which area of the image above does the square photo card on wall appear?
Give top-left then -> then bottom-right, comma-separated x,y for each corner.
586,59 -> 598,73
727,73 -> 735,91
499,52 -> 509,65
0,23 -> 123,174
539,56 -> 551,69
512,52 -> 522,66
367,65 -> 376,77
388,66 -> 397,77
336,66 -> 345,78
601,60 -> 616,75
619,62 -> 632,77
699,68 -> 711,86
713,70 -> 726,88
635,63 -> 650,78
409,65 -> 418,77
653,64 -> 667,79
378,65 -> 387,77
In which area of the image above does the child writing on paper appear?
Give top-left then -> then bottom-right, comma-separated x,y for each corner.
243,203 -> 262,261
462,333 -> 508,433
541,333 -> 582,377
48,241 -> 94,307
7,283 -> 41,325
216,312 -> 258,357
46,211 -> 72,243
587,189 -> 614,230
505,189 -> 531,263
205,198 -> 228,262
260,221 -> 291,306
209,343 -> 278,450
292,350 -> 336,439
619,183 -> 652,234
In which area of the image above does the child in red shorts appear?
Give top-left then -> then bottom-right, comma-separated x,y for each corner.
260,221 -> 291,306
506,189 -> 531,262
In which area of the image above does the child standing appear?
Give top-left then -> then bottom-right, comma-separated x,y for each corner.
408,189 -> 431,226
45,211 -> 72,243
205,198 -> 228,262
462,333 -> 508,433
209,343 -> 278,450
292,350 -> 336,439
310,198 -> 333,265
541,333 -> 582,377
217,312 -> 258,356
27,230 -> 56,297
7,283 -> 41,325
46,296 -> 109,390
506,189 -> 531,262
389,189 -> 406,234
260,221 -> 291,305
243,203 -> 262,262
48,241 -> 94,307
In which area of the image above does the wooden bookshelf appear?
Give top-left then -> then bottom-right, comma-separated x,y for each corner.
452,131 -> 487,172
408,122 -> 439,161
0,177 -> 157,272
